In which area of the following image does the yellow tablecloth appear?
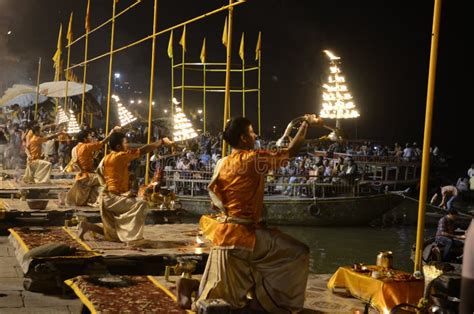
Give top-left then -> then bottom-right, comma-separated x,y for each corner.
327,266 -> 424,312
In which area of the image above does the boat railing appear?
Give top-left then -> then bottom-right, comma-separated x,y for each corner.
312,151 -> 420,165
163,169 -> 360,198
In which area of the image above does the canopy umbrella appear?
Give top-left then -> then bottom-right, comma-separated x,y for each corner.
39,81 -> 92,98
0,84 -> 47,108
0,93 -> 48,108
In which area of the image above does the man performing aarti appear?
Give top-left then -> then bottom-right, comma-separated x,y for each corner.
23,126 -> 64,184
66,126 -> 120,206
78,132 -> 174,245
179,115 -> 321,313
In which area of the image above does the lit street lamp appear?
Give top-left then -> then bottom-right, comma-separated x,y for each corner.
197,109 -> 203,114
114,73 -> 121,79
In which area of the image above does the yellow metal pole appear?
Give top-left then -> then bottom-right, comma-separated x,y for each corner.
34,57 -> 41,120
257,49 -> 261,135
414,0 -> 442,272
181,43 -> 185,109
242,59 -> 245,117
104,0 -> 117,155
64,41 -> 71,112
203,62 -> 206,132
222,0 -> 234,157
171,59 -> 175,114
90,112 -> 93,128
81,29 -> 89,125
145,0 -> 158,185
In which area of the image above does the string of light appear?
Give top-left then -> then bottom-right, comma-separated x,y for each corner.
320,50 -> 360,120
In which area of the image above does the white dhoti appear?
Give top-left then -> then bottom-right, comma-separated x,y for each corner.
66,174 -> 101,206
23,159 -> 52,183
99,191 -> 149,242
197,228 -> 309,313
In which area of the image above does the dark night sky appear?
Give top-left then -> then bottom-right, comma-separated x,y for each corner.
1,0 -> 471,179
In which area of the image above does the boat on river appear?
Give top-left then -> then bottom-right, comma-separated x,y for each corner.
163,153 -> 422,226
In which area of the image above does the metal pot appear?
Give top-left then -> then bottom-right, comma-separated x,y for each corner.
376,251 -> 393,268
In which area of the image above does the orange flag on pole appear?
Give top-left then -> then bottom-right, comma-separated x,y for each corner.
200,38 -> 206,64
222,17 -> 228,47
52,24 -> 62,70
179,26 -> 186,52
239,33 -> 245,61
85,0 -> 91,32
255,31 -> 261,61
167,30 -> 174,58
66,12 -> 74,44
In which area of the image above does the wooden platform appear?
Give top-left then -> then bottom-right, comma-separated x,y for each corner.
0,169 -> 77,178
8,225 -> 210,292
0,178 -> 74,194
1,199 -> 97,213
0,198 -> 187,234
66,274 -> 374,313
0,199 -> 100,233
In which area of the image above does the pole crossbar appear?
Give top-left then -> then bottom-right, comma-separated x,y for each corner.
172,66 -> 255,73
173,85 -> 258,92
66,0 -> 142,48
65,1 -> 245,72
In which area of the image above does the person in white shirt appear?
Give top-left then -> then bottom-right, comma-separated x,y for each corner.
402,143 -> 414,160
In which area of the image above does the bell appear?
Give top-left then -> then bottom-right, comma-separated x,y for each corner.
376,251 -> 393,269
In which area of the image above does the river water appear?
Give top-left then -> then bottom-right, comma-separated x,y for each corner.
279,225 -> 437,274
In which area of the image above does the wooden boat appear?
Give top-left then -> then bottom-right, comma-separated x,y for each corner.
178,192 -> 406,226
163,156 -> 420,226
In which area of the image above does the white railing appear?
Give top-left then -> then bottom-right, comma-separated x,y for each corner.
163,169 -> 360,198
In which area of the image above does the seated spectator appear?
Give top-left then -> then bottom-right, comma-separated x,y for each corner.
339,158 -> 357,184
322,159 -> 332,182
332,156 -> 345,176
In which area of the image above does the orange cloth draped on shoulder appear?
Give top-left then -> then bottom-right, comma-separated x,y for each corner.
27,135 -> 48,160
75,142 -> 102,180
327,266 -> 424,311
209,149 -> 289,250
23,130 -> 34,147
103,149 -> 140,194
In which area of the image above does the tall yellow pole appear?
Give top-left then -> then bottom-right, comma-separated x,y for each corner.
222,0 -> 234,157
145,0 -> 158,185
81,29 -> 89,125
171,56 -> 174,115
34,57 -> 42,120
242,58 -> 245,117
64,19 -> 72,112
414,0 -> 442,272
104,0 -> 117,154
181,42 -> 185,109
203,62 -> 207,132
257,49 -> 261,135
90,112 -> 93,128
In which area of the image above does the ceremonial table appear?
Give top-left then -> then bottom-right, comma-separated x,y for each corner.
327,266 -> 424,312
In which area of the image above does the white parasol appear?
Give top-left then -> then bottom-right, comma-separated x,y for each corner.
0,84 -> 47,108
39,81 -> 92,98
